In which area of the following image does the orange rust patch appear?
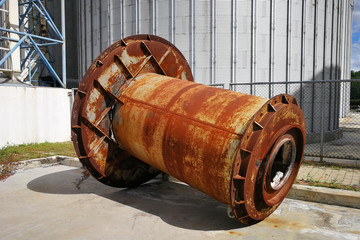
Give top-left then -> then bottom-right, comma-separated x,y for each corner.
228,231 -> 244,236
72,34 -> 306,224
263,217 -> 305,230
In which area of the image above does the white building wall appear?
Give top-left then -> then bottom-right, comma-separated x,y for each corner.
0,86 -> 72,148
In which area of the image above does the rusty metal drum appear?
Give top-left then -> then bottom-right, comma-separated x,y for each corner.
71,35 -> 306,224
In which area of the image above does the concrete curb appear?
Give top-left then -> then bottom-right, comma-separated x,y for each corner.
13,155 -> 82,170
8,156 -> 360,209
287,184 -> 360,209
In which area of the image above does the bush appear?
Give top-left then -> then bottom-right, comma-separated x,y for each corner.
350,99 -> 360,109
351,81 -> 360,100
351,71 -> 360,99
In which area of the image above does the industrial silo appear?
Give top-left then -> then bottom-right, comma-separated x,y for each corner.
72,0 -> 353,141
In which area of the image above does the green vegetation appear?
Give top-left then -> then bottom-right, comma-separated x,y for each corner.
350,99 -> 360,108
351,70 -> 360,79
351,70 -> 360,100
296,171 -> 360,192
296,179 -> 360,192
0,141 -> 76,163
0,142 -> 76,180
306,172 -> 315,182
0,161 -> 14,181
295,163 -> 360,191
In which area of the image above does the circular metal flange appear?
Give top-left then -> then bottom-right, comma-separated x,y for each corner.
230,94 -> 306,224
264,134 -> 296,191
71,34 -> 193,188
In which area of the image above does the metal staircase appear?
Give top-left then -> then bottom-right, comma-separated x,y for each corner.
0,0 -> 66,87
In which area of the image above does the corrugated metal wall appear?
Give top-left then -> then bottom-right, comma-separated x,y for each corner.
76,0 -> 352,83
74,0 -> 353,136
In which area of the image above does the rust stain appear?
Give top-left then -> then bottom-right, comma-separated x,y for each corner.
263,217 -> 305,230
72,34 -> 306,224
228,231 -> 244,236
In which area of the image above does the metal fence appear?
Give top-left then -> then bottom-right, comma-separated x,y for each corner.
211,79 -> 360,161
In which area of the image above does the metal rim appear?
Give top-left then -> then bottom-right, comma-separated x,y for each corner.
229,94 -> 306,224
261,131 -> 299,206
71,34 -> 193,188
265,134 -> 296,191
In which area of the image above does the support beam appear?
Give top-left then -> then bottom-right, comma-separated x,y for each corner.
61,0 -> 66,87
0,0 -> 66,87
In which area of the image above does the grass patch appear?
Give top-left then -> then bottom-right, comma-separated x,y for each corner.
295,170 -> 360,191
0,142 -> 76,181
0,159 -> 17,181
0,141 -> 76,164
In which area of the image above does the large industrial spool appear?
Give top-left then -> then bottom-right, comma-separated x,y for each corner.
71,35 -> 306,224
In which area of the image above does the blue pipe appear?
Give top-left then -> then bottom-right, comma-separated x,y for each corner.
38,42 -> 62,47
21,49 -> 34,69
32,2 -> 62,39
0,0 -> 7,8
37,0 -> 63,40
19,4 -> 33,26
19,1 -> 33,6
0,27 -> 63,43
31,64 -> 40,79
0,35 -> 27,67
28,36 -> 64,88
0,36 -> 22,42
61,0 -> 66,87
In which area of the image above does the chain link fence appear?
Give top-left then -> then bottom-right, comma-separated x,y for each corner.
218,79 -> 360,161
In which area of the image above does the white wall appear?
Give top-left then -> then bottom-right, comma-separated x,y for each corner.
0,86 -> 72,148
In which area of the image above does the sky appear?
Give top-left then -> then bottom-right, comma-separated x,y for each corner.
352,0 -> 360,71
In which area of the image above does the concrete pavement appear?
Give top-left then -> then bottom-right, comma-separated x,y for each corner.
290,162 -> 360,209
0,165 -> 360,240
12,156 -> 360,189
297,164 -> 360,187
6,156 -> 360,209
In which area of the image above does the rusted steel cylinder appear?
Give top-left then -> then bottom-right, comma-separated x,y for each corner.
112,72 -> 268,205
71,35 -> 306,224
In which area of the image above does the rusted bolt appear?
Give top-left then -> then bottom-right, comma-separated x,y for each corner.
71,34 -> 306,224
96,60 -> 103,67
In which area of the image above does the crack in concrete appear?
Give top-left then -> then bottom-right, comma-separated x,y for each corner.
74,168 -> 90,190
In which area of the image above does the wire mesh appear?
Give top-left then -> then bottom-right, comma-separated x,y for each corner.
229,79 -> 360,160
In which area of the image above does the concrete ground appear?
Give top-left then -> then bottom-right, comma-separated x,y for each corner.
340,112 -> 360,129
304,130 -> 360,160
1,165 -> 360,240
305,112 -> 360,160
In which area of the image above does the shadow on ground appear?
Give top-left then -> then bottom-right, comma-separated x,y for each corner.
27,168 -> 244,231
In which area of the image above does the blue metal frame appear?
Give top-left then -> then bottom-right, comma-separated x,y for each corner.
19,3 -> 32,26
0,35 -> 27,66
0,0 -> 7,8
0,0 -> 65,87
0,27 -> 63,44
37,0 -> 62,40
28,35 -> 63,87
